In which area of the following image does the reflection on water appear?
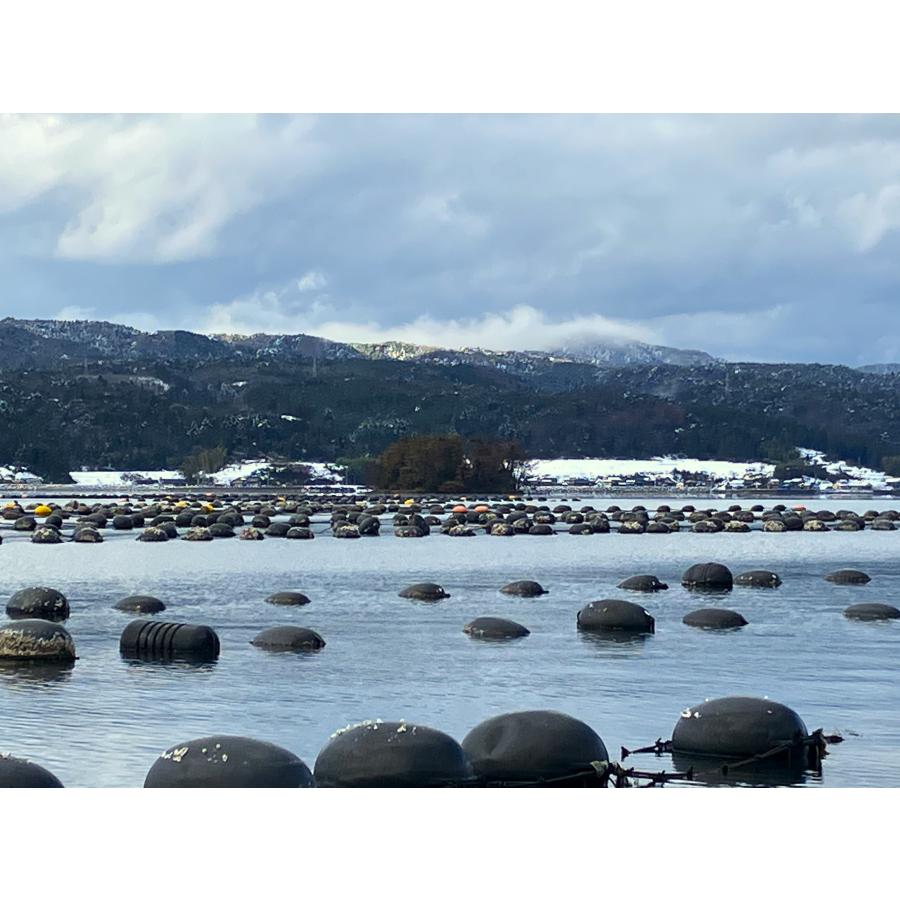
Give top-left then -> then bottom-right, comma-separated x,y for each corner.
670,751 -> 818,788
578,631 -> 652,649
683,587 -> 736,599
0,659 -> 75,686
119,658 -> 219,672
0,494 -> 898,786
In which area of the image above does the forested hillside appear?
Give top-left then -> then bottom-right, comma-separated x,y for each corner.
0,318 -> 897,482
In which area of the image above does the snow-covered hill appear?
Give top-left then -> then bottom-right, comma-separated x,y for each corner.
527,450 -> 899,492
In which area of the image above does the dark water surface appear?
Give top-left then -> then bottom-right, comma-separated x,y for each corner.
2,496 -> 899,786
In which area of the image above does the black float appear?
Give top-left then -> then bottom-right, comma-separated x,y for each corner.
576,599 -> 655,634
462,710 -> 609,786
119,620 -> 220,662
7,587 -> 70,622
314,721 -> 472,787
144,735 -> 315,787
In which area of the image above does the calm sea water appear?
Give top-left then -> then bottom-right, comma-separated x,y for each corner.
1,495 -> 899,787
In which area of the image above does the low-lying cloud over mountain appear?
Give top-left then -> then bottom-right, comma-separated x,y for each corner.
3,115 -> 900,364
0,316 -> 714,369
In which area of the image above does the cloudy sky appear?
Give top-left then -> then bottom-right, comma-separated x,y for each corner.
2,113 -> 900,364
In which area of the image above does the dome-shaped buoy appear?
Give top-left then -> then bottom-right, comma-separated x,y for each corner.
265,591 -> 310,606
314,721 -> 472,787
528,524 -> 554,535
576,599 -> 654,634
0,619 -> 76,661
825,569 -> 871,584
144,735 -> 314,787
398,583 -> 449,601
114,595 -> 166,614
499,580 -> 547,597
357,516 -> 380,536
735,570 -> 782,588
251,626 -> 325,651
462,710 -> 608,785
843,603 -> 900,621
72,526 -> 103,543
681,562 -> 734,591
7,587 -> 69,622
672,696 -> 808,759
489,522 -> 515,536
682,608 -> 748,629
463,617 -> 530,640
0,754 -> 64,787
618,575 -> 668,592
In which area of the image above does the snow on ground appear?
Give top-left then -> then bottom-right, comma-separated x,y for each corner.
528,457 -> 775,482
68,459 -> 346,486
44,450 -> 900,492
208,459 -> 345,484
528,450 -> 899,492
207,460 -> 266,484
796,448 -> 896,490
0,464 -> 42,483
69,470 -> 183,486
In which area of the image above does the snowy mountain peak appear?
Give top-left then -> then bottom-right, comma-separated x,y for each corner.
553,340 -> 717,368
0,316 -> 715,371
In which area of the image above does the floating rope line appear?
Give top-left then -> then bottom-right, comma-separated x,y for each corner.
619,729 -> 844,784
457,761 -> 696,788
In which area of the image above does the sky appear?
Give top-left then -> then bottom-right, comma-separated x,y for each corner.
2,113 -> 900,364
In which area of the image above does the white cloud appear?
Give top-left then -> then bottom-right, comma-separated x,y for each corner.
196,280 -> 793,360
0,114 -> 322,262
408,191 -> 489,237
839,185 -> 900,252
54,304 -> 97,320
296,270 -> 328,292
200,284 -> 653,350
7,115 -> 900,363
320,305 -> 652,350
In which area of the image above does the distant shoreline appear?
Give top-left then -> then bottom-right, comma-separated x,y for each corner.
1,483 -> 897,501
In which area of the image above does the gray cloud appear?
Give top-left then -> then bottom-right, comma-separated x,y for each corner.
2,114 -> 900,363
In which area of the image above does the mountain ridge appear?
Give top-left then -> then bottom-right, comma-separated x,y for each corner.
0,315 -> 898,482
0,316 -> 716,371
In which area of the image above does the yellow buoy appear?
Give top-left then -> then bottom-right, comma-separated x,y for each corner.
34,504 -> 53,516
404,499 -> 415,506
